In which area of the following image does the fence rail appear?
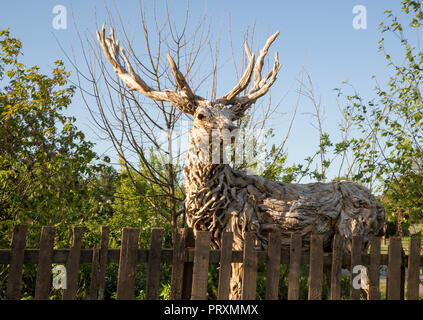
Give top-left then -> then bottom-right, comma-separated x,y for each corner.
1,225 -> 421,300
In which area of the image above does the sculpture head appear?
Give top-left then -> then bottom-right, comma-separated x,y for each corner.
97,24 -> 280,138
192,103 -> 237,134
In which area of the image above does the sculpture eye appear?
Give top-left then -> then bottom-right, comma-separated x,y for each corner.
197,113 -> 206,120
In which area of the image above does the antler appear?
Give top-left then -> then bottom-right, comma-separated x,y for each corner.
217,31 -> 281,119
96,23 -> 206,114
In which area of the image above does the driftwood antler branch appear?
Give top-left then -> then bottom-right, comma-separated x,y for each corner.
217,31 -> 281,119
97,24 -> 280,118
96,23 -> 207,114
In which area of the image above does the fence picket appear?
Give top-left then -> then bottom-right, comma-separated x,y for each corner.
191,231 -> 211,300
368,236 -> 381,300
116,227 -> 140,300
98,225 -> 109,300
265,232 -> 282,300
406,238 -> 421,300
350,236 -> 362,300
241,232 -> 257,300
329,234 -> 343,300
6,225 -> 27,300
288,232 -> 302,300
182,228 -> 195,300
387,237 -> 402,300
63,226 -> 83,300
217,232 -> 233,300
170,228 -> 185,300
146,228 -> 164,300
34,226 -> 55,300
308,234 -> 323,300
88,244 -> 99,300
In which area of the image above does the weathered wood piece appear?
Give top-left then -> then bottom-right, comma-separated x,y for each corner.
350,236 -> 362,300
387,237 -> 402,300
329,234 -> 343,300
146,228 -> 164,300
63,226 -> 83,300
217,231 -> 233,300
6,225 -> 27,300
97,225 -> 109,300
88,244 -> 99,300
308,234 -> 323,300
400,249 -> 406,300
406,238 -> 421,300
116,227 -> 140,300
288,232 -> 302,300
35,226 -> 55,300
265,232 -> 281,300
182,228 -> 195,300
241,232 -> 257,300
368,236 -> 381,300
170,228 -> 186,300
191,231 -> 211,300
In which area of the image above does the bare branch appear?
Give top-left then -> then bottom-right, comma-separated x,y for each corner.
97,23 -> 208,114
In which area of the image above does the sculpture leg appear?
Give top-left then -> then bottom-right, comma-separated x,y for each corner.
229,262 -> 243,300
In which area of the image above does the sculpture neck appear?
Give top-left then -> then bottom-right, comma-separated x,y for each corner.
185,127 -> 231,167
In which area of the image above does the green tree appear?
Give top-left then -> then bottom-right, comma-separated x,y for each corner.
0,29 -> 108,247
110,153 -> 177,246
336,0 -> 423,233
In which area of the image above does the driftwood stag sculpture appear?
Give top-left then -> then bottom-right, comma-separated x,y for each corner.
97,25 -> 386,299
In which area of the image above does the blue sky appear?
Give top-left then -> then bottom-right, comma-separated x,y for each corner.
0,0 -> 409,179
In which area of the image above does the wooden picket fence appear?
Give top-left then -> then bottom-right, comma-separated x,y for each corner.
1,225 -> 422,300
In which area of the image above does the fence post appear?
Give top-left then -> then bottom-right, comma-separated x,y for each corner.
265,232 -> 282,300
308,234 -> 323,300
400,247 -> 406,300
116,227 -> 140,300
170,228 -> 186,299
329,234 -> 343,300
386,237 -> 402,300
241,232 -> 257,300
63,226 -> 83,300
350,236 -> 362,300
88,244 -> 100,300
34,226 -> 55,300
406,238 -> 421,300
6,225 -> 27,300
191,231 -> 211,300
288,232 -> 302,300
368,236 -> 381,300
217,231 -> 233,300
146,228 -> 164,300
181,227 -> 195,300
97,225 -> 109,300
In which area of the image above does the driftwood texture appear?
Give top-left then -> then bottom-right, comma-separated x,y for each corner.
97,25 -> 386,300
185,163 -> 385,253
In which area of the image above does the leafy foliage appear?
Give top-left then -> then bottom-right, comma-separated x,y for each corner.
334,1 -> 423,232
0,29 -> 115,248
